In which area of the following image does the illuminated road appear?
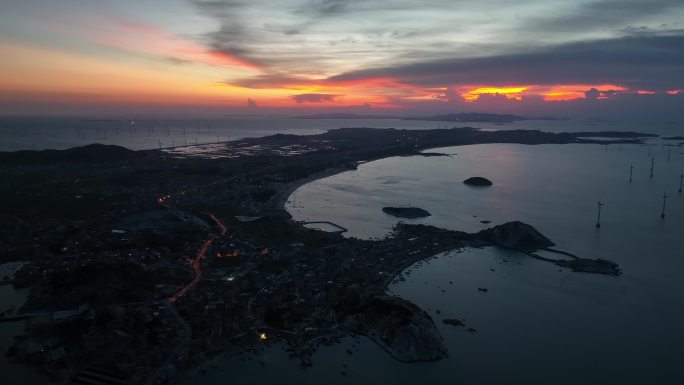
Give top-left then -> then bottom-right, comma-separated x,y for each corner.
144,196 -> 229,383
168,212 -> 227,302
158,194 -> 228,303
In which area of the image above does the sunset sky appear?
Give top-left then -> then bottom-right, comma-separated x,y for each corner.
1,0 -> 683,116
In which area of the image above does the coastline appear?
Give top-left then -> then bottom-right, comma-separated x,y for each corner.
0,126 -> 641,383
270,144 -> 471,212
269,165 -> 357,212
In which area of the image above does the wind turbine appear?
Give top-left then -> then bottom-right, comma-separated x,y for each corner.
650,157 -> 654,178
596,200 -> 604,228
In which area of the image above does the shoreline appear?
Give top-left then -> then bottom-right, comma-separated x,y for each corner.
269,165 -> 356,212
270,143 -> 480,213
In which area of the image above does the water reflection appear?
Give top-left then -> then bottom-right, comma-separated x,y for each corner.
0,262 -> 50,385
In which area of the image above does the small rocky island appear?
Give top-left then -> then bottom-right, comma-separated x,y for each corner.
463,177 -> 493,186
477,221 -> 554,251
476,221 -> 621,275
383,207 -> 431,218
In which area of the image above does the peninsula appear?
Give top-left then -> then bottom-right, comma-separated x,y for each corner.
0,126 -> 639,384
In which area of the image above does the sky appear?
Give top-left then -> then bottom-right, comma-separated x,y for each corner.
0,0 -> 683,117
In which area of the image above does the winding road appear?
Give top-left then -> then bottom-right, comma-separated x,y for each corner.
146,200 -> 230,383
168,212 -> 228,303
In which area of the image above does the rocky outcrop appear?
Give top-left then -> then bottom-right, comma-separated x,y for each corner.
351,296 -> 447,362
477,221 -> 555,251
463,177 -> 493,186
382,207 -> 431,218
556,258 -> 621,276
478,222 -> 621,275
442,318 -> 465,327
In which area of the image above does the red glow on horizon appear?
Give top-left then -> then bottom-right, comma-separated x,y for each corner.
457,84 -> 629,102
541,84 -> 627,101
463,87 -> 528,102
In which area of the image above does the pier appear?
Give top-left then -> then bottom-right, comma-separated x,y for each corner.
303,221 -> 348,233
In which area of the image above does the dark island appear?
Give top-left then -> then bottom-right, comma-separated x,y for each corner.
383,207 -> 431,218
463,176 -> 493,186
291,112 -> 558,123
293,113 -> 399,120
442,318 -> 466,327
403,112 -> 563,123
0,126 -> 636,383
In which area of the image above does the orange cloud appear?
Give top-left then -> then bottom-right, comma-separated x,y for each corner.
454,84 -> 632,102
463,87 -> 528,102
231,76 -> 429,108
543,84 -> 627,101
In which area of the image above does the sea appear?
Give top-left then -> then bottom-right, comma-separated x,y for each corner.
280,141 -> 684,385
1,116 -> 683,384
0,115 -> 682,152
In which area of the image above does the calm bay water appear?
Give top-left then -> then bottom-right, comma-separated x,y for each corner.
0,116 -> 682,151
199,141 -> 684,384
